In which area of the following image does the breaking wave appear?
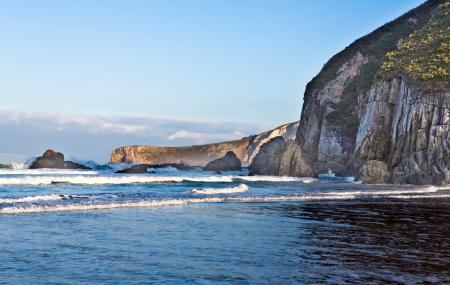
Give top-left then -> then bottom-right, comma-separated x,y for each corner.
0,169 -> 98,175
1,185 -> 448,214
0,194 -> 64,203
0,195 -> 355,214
0,175 -> 315,185
192,184 -> 249,194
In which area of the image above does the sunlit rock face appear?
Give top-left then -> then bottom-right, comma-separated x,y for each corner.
353,77 -> 450,185
250,0 -> 449,184
110,122 -> 299,167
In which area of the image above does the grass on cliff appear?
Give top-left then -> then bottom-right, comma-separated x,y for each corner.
379,1 -> 450,91
304,0 -> 441,96
323,1 -> 447,138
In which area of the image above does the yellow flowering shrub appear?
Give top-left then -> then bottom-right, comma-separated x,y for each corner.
379,2 -> 450,90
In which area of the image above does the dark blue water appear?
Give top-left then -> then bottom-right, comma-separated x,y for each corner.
1,169 -> 449,284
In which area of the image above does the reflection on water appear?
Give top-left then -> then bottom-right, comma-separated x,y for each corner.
267,199 -> 450,283
1,199 -> 449,284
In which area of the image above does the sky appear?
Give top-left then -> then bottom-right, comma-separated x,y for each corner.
0,0 -> 424,162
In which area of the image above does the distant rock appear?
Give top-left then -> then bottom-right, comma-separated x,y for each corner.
0,164 -> 12,169
203,151 -> 241,172
29,149 -> 92,170
109,121 -> 299,167
116,163 -> 194,174
64,161 -> 91,170
116,164 -> 152,174
359,160 -> 389,184
29,149 -> 65,169
93,164 -> 113,171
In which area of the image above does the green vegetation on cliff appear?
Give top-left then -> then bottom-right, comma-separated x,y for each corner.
379,2 -> 449,90
321,0 -> 446,138
305,0 -> 442,96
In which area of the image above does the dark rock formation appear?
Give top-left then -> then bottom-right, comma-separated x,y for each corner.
359,160 -> 389,184
249,137 -> 285,175
249,137 -> 305,176
352,77 -> 450,184
29,150 -> 65,169
116,163 -> 194,174
203,151 -> 241,171
109,121 -> 299,167
116,164 -> 152,174
29,149 -> 92,170
63,161 -> 92,170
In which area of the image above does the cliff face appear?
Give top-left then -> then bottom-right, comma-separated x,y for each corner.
250,0 -> 449,184
110,121 -> 299,166
352,77 -> 450,184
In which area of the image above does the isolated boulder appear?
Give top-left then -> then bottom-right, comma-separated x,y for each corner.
359,160 -> 389,184
29,149 -> 65,169
203,151 -> 241,171
29,149 -> 92,170
249,137 -> 285,175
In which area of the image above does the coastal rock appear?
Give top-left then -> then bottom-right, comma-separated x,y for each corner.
64,161 -> 92,170
29,149 -> 93,170
353,77 -> 450,184
359,160 -> 389,184
203,151 -> 241,171
249,0 -> 448,185
116,164 -> 152,174
109,121 -> 299,167
116,163 -> 194,174
29,149 -> 65,169
249,137 -> 285,175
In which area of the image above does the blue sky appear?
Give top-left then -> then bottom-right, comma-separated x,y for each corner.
0,0 -> 423,124
0,0 -> 424,162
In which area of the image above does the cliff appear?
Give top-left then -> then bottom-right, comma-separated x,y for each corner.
250,0 -> 449,184
109,121 -> 299,167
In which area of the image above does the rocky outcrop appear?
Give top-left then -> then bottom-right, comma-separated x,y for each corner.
116,163 -> 194,174
29,150 -> 65,169
353,77 -> 450,184
249,137 -> 305,176
250,0 -> 449,184
359,160 -> 389,184
203,151 -> 241,171
109,121 -> 299,167
63,161 -> 92,170
29,149 -> 92,170
244,121 -> 299,163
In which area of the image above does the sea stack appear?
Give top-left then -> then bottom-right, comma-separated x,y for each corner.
203,151 -> 242,171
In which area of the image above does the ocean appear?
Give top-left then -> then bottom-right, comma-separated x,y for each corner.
1,167 -> 449,284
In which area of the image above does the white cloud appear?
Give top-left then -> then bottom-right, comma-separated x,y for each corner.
167,130 -> 244,142
0,110 -> 271,162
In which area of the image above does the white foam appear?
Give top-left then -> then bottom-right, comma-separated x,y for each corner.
0,194 -> 359,214
0,174 -> 319,185
192,184 -> 249,194
237,176 -> 316,183
0,169 -> 98,175
0,194 -> 63,203
323,186 -> 446,197
388,194 -> 450,199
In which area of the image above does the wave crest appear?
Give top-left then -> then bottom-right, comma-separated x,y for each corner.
192,184 -> 248,194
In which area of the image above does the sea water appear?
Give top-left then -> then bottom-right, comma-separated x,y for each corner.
0,168 -> 449,283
